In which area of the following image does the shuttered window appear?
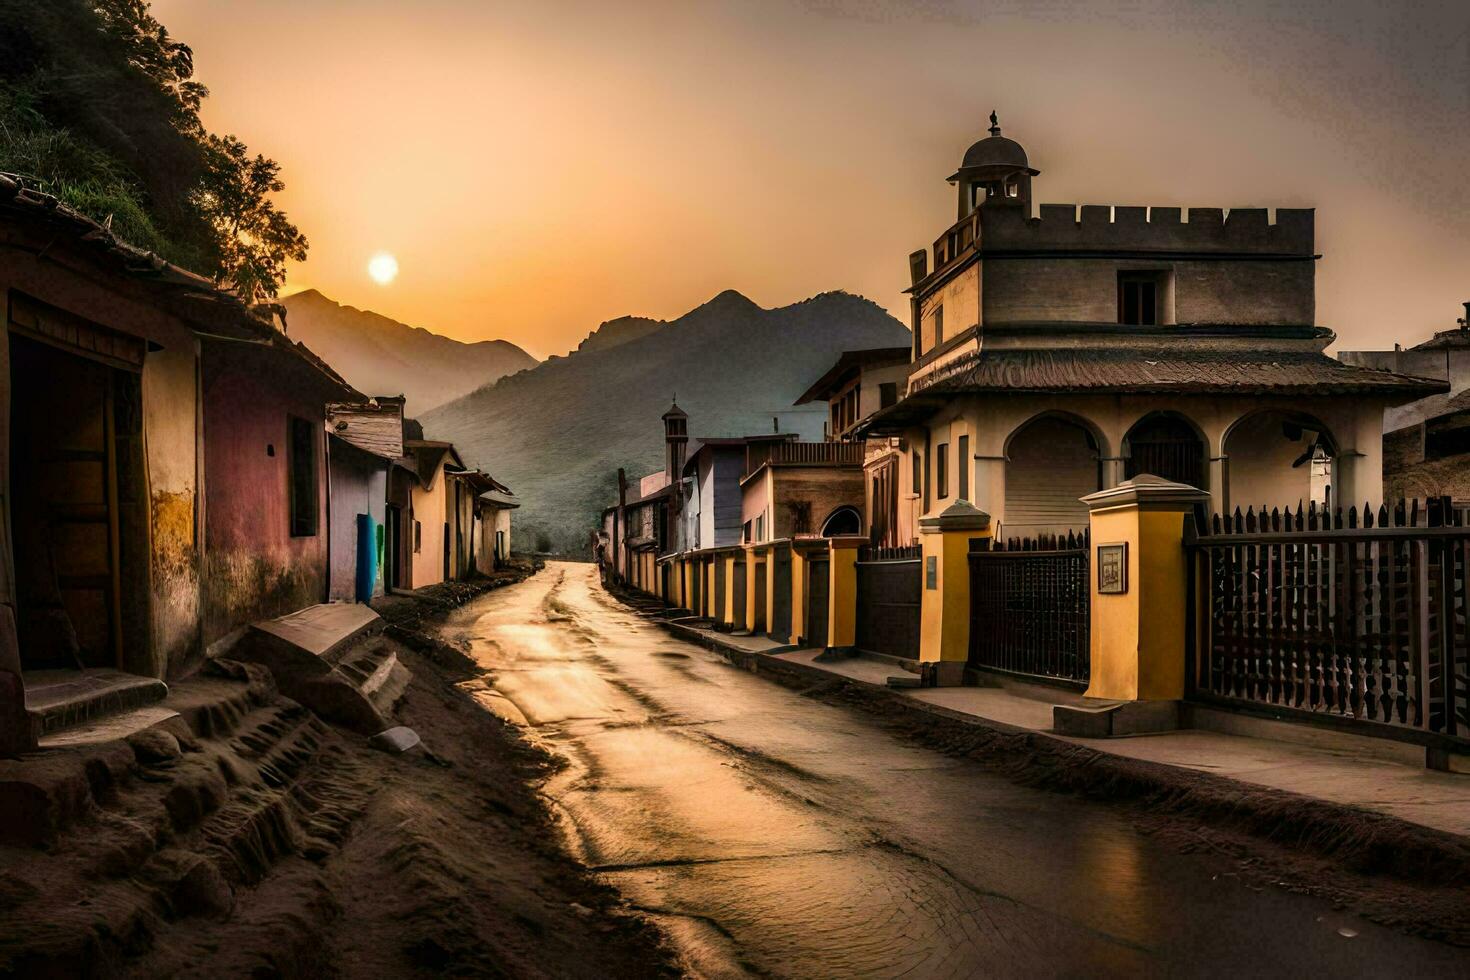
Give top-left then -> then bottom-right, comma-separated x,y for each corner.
958,435 -> 970,500
287,416 -> 319,537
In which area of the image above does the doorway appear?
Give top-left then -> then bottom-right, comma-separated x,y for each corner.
9,333 -> 144,670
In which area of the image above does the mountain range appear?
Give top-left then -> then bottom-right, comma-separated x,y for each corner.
281,289 -> 538,414
419,289 -> 912,554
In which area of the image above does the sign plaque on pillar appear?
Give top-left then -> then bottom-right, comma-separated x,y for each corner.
925,555 -> 937,589
1097,543 -> 1127,595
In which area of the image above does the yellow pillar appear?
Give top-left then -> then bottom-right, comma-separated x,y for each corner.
1082,476 -> 1209,702
722,552 -> 738,626
790,546 -> 807,645
918,501 -> 992,686
826,536 -> 864,649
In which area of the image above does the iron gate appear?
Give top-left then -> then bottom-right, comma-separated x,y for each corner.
771,546 -> 793,639
807,558 -> 830,647
855,546 -> 921,659
969,532 -> 1091,684
732,558 -> 747,626
714,557 -> 726,622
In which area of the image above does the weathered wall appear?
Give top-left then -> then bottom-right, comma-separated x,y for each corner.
1,242 -> 205,687
142,343 -> 202,677
411,467 -> 447,589
918,263 -> 980,355
327,442 -> 386,601
202,341 -> 331,647
771,467 -> 864,539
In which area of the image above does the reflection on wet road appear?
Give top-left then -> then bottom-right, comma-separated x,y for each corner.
445,562 -> 1467,978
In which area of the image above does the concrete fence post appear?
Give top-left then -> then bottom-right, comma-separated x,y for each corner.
1080,475 -> 1210,702
918,501 -> 992,686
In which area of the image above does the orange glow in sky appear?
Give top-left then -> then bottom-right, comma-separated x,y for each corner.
152,0 -> 1469,358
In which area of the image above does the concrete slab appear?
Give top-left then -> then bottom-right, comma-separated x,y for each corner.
250,602 -> 381,662
37,705 -> 180,750
24,669 -> 168,736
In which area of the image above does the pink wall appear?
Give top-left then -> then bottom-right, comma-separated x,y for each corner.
201,341 -> 337,647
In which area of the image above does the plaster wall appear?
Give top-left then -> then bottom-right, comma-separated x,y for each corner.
142,344 -> 202,676
411,466 -> 447,588
201,342 -> 332,648
918,263 -> 980,355
327,445 -> 386,601
903,392 -> 1390,530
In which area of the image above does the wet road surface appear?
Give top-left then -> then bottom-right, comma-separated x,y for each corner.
444,562 -> 1469,978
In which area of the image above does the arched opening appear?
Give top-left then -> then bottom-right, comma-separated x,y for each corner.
1124,412 -> 1207,489
820,506 -> 862,537
1003,414 -> 1101,537
1223,410 -> 1338,512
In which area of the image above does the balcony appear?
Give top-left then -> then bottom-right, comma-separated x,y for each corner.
744,440 -> 864,477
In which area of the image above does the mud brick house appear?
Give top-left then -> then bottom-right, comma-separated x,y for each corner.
200,327 -> 359,650
326,399 -> 406,601
403,439 -> 461,589
860,114 -> 1443,541
0,174 -> 362,751
472,474 -> 518,573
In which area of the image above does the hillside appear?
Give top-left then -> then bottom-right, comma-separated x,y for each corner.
420,289 -> 912,554
281,290 -> 538,414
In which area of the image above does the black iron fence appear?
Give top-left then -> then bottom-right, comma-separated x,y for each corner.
1187,497 -> 1470,746
968,530 -> 1091,685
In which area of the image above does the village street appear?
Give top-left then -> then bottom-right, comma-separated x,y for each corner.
441,561 -> 1470,978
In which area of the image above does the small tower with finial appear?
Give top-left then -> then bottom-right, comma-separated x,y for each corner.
948,110 -> 1039,219
662,399 -> 688,489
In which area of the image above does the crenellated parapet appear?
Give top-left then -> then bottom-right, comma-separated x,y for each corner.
979,204 -> 1314,256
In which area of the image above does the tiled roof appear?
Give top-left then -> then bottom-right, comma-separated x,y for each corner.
327,401 -> 404,459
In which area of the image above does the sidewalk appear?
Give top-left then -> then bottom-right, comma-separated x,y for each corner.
665,622 -> 1470,841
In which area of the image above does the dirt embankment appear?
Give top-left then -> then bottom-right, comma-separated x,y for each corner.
0,565 -> 679,978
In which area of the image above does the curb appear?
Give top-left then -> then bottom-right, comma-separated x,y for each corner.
641,612 -> 1470,892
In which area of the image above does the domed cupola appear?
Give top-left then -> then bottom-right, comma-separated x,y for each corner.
948,112 -> 1039,218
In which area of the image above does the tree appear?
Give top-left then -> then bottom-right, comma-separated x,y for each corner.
197,135 -> 308,302
0,0 -> 306,298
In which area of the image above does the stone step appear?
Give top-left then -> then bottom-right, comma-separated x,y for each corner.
0,669 -> 368,976
886,674 -> 924,689
24,668 -> 169,737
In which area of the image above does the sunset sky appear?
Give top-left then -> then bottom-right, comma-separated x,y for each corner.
151,0 -> 1469,359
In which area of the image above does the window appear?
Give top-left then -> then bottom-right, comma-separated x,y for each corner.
414,520 -> 422,553
755,514 -> 765,542
879,382 -> 897,409
287,416 -> 318,537
937,443 -> 949,498
933,305 -> 945,345
1005,182 -> 1019,198
912,450 -> 922,496
743,519 -> 753,543
958,435 -> 970,500
1118,272 -> 1160,325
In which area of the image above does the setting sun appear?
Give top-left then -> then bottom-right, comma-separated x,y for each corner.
367,251 -> 398,285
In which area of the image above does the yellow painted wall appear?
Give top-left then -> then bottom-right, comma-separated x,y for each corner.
411,464 -> 448,589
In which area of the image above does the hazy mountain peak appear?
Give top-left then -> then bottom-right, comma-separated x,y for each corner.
280,291 -> 538,415
421,288 -> 911,553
